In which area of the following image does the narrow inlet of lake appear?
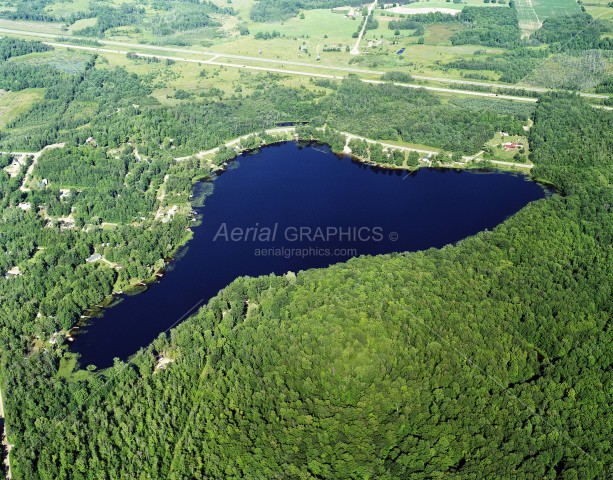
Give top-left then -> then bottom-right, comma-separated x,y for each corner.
71,142 -> 546,368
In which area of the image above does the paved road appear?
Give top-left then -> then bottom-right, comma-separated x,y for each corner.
0,26 -> 610,101
350,0 -> 378,55
11,39 -> 548,105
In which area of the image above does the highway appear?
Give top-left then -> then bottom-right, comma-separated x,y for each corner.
4,37 -> 547,104
0,26 -> 610,101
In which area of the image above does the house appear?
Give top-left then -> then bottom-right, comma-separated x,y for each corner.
86,253 -> 102,263
85,137 -> 98,147
4,266 -> 22,279
503,142 -> 518,150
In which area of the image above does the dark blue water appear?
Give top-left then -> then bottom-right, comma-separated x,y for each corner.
72,142 -> 545,368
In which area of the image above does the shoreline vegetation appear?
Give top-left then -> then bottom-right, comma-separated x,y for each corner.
63,128 -> 535,358
10,113 -> 536,359
32,94 -> 611,479
0,0 -> 610,470
203,125 -> 533,172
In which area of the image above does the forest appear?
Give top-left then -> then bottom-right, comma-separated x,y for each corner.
445,48 -> 548,83
1,93 -> 609,479
451,6 -> 521,47
321,77 -> 527,153
250,0 -> 367,22
0,32 -> 611,479
531,13 -> 613,51
388,6 -> 521,47
0,38 -> 52,61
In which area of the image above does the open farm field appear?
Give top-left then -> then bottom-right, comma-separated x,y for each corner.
515,0 -> 581,34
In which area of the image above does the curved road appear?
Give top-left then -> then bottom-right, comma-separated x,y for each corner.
176,126 -> 533,170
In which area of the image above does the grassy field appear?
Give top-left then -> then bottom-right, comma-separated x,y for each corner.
485,132 -> 530,162
532,0 -> 582,18
245,7 -> 359,39
0,17 -> 65,34
44,0 -> 91,17
0,88 -> 44,129
9,50 -> 93,73
67,17 -> 97,33
99,49 -> 316,103
582,0 -> 613,21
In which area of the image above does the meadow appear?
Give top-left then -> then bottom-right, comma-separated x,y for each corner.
0,88 -> 43,129
583,0 -> 613,21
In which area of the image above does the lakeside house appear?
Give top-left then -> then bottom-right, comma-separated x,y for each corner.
503,142 -> 524,150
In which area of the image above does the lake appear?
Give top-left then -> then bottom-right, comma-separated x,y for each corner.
71,142 -> 546,368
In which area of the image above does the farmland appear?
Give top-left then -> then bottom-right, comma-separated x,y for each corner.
514,0 -> 582,35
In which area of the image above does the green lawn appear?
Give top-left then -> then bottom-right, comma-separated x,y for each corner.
485,131 -> 530,162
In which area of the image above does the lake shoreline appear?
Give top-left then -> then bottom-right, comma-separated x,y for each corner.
68,138 -> 541,369
61,137 -> 536,363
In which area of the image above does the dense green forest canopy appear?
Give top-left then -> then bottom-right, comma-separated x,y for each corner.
2,93 -> 610,479
0,0 -> 233,38
0,34 -> 611,479
0,38 -> 52,61
445,47 -> 548,84
451,6 -> 521,47
531,13 -> 613,51
250,0 -> 367,22
0,55 -> 529,156
387,6 -> 522,48
321,77 -> 527,153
